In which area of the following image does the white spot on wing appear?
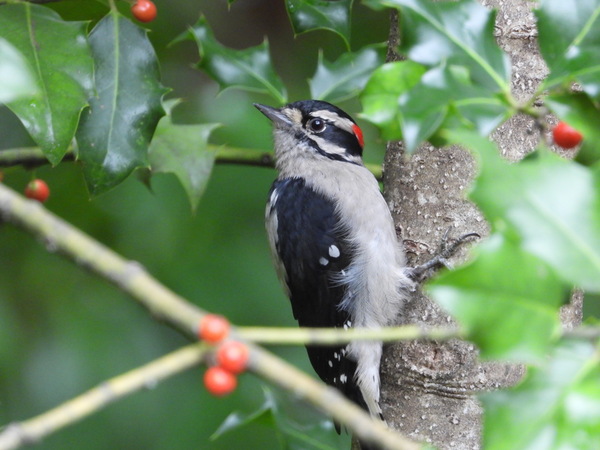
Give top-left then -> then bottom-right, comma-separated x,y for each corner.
328,244 -> 340,258
340,373 -> 348,384
319,257 -> 329,266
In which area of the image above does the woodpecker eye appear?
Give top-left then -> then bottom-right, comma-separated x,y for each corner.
307,118 -> 326,133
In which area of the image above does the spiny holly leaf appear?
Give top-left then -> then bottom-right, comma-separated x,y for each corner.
286,0 -> 353,50
211,389 -> 279,441
0,38 -> 37,103
148,102 -> 219,213
383,0 -> 511,91
536,0 -> 600,100
212,388 -> 344,449
185,16 -> 287,104
483,339 -> 600,449
309,45 -> 385,103
76,13 -> 167,196
455,130 -> 600,293
0,3 -> 93,165
428,233 -> 564,360
399,64 -> 509,152
359,60 -> 426,140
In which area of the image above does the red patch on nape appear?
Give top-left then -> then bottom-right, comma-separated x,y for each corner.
352,124 -> 364,148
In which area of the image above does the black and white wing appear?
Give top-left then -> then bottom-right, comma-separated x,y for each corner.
265,177 -> 369,411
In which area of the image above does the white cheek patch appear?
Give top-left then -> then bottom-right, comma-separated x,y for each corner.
283,108 -> 303,125
311,134 -> 346,156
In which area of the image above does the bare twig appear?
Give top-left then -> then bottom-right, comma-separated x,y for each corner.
0,182 -> 206,337
238,324 -> 461,345
0,147 -> 75,168
0,146 -> 383,180
0,182 -> 597,450
0,183 -> 415,450
0,344 -> 208,450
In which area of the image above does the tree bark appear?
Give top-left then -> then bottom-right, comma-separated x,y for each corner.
379,0 -> 576,448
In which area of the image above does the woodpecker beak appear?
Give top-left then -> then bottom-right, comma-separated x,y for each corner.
254,103 -> 293,128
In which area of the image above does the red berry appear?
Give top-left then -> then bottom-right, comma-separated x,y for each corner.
204,366 -> 237,396
552,122 -> 583,149
217,341 -> 250,374
24,179 -> 50,203
131,0 -> 157,23
198,314 -> 230,343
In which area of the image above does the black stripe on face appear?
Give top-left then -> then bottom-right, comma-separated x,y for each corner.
297,132 -> 361,166
299,116 -> 363,159
319,124 -> 363,158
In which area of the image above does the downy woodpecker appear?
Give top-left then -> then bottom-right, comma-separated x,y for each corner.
256,100 -> 414,420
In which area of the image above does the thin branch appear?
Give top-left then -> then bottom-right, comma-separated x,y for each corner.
0,146 -> 383,180
0,344 -> 208,450
249,347 -> 419,450
238,325 -> 461,345
566,325 -> 600,341
0,147 -> 75,168
0,183 -> 416,450
0,182 -> 205,337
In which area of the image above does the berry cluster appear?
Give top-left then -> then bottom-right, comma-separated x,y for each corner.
198,315 -> 249,396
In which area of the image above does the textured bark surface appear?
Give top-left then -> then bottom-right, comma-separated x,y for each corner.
379,0 -> 564,448
382,143 -> 525,449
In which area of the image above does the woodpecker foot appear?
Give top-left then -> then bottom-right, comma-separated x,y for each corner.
407,229 -> 480,283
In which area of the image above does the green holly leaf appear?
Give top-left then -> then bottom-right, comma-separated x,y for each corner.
536,0 -> 600,100
212,388 -> 345,449
286,0 -> 353,49
363,0 -> 512,151
0,3 -> 93,164
383,0 -> 511,92
428,233 -> 564,360
148,101 -> 219,213
400,64 -> 509,152
211,390 -> 279,441
185,16 -> 287,104
454,130 -> 600,293
0,38 -> 37,104
309,45 -> 385,103
545,93 -> 600,165
483,339 -> 600,449
76,13 -> 167,196
359,60 -> 426,140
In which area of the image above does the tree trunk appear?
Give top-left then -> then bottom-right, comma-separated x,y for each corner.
379,0 -> 570,448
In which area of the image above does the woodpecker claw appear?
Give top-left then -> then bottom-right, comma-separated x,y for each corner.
407,230 -> 480,283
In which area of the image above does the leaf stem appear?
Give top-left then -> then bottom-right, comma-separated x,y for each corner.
571,6 -> 600,48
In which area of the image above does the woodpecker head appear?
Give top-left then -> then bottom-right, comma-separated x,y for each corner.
254,100 -> 365,166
